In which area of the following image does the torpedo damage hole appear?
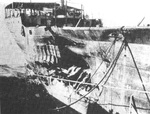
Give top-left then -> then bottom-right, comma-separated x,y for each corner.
59,46 -> 89,69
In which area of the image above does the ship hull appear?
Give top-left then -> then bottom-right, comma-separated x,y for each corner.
4,16 -> 150,114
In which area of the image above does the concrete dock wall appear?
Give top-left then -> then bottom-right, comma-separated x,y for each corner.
89,41 -> 150,114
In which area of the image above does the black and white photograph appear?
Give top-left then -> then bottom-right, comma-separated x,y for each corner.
0,0 -> 150,114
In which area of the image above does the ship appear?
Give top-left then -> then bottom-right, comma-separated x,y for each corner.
3,1 -> 150,114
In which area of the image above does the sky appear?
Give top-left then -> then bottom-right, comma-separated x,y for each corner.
1,0 -> 150,27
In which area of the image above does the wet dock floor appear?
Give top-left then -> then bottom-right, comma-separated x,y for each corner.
0,76 -> 110,114
0,76 -> 81,114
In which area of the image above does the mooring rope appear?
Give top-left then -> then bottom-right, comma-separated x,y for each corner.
98,40 -> 125,97
103,41 -> 125,85
88,37 -> 117,82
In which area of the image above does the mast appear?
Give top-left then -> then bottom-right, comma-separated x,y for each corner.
54,2 -> 57,26
61,0 -> 64,8
12,2 -> 13,9
65,0 -> 67,26
81,4 -> 83,19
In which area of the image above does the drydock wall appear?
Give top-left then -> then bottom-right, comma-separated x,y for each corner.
86,41 -> 150,114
